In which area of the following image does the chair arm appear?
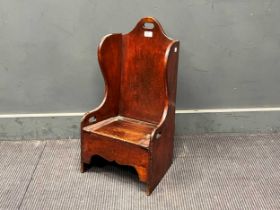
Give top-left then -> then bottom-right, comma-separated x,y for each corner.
150,103 -> 174,141
81,109 -> 100,128
81,100 -> 117,128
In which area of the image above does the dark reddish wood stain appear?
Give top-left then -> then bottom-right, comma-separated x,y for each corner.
80,17 -> 179,195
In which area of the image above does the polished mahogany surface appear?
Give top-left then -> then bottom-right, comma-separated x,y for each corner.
120,21 -> 171,123
80,17 -> 179,195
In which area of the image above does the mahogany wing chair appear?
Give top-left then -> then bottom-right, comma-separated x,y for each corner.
80,17 -> 179,195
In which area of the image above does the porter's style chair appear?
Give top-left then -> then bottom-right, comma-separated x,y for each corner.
80,17 -> 179,195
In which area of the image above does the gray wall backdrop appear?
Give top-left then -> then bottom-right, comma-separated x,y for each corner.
1,0 -> 280,139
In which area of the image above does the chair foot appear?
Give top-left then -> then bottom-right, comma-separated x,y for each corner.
145,165 -> 171,195
134,166 -> 148,183
81,162 -> 90,173
146,181 -> 159,196
146,186 -> 152,196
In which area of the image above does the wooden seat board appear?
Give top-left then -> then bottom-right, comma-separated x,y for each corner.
83,116 -> 157,148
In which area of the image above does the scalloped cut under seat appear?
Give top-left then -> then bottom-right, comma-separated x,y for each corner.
83,116 -> 157,148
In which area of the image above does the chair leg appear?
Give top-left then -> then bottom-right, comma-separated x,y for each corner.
146,157 -> 173,195
134,166 -> 148,183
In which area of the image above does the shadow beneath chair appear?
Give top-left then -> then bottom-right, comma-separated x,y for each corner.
87,155 -> 145,190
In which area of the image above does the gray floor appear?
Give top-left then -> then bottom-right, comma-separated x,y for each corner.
0,134 -> 280,210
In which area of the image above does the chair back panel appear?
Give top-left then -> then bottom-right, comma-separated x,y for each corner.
119,17 -> 173,123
